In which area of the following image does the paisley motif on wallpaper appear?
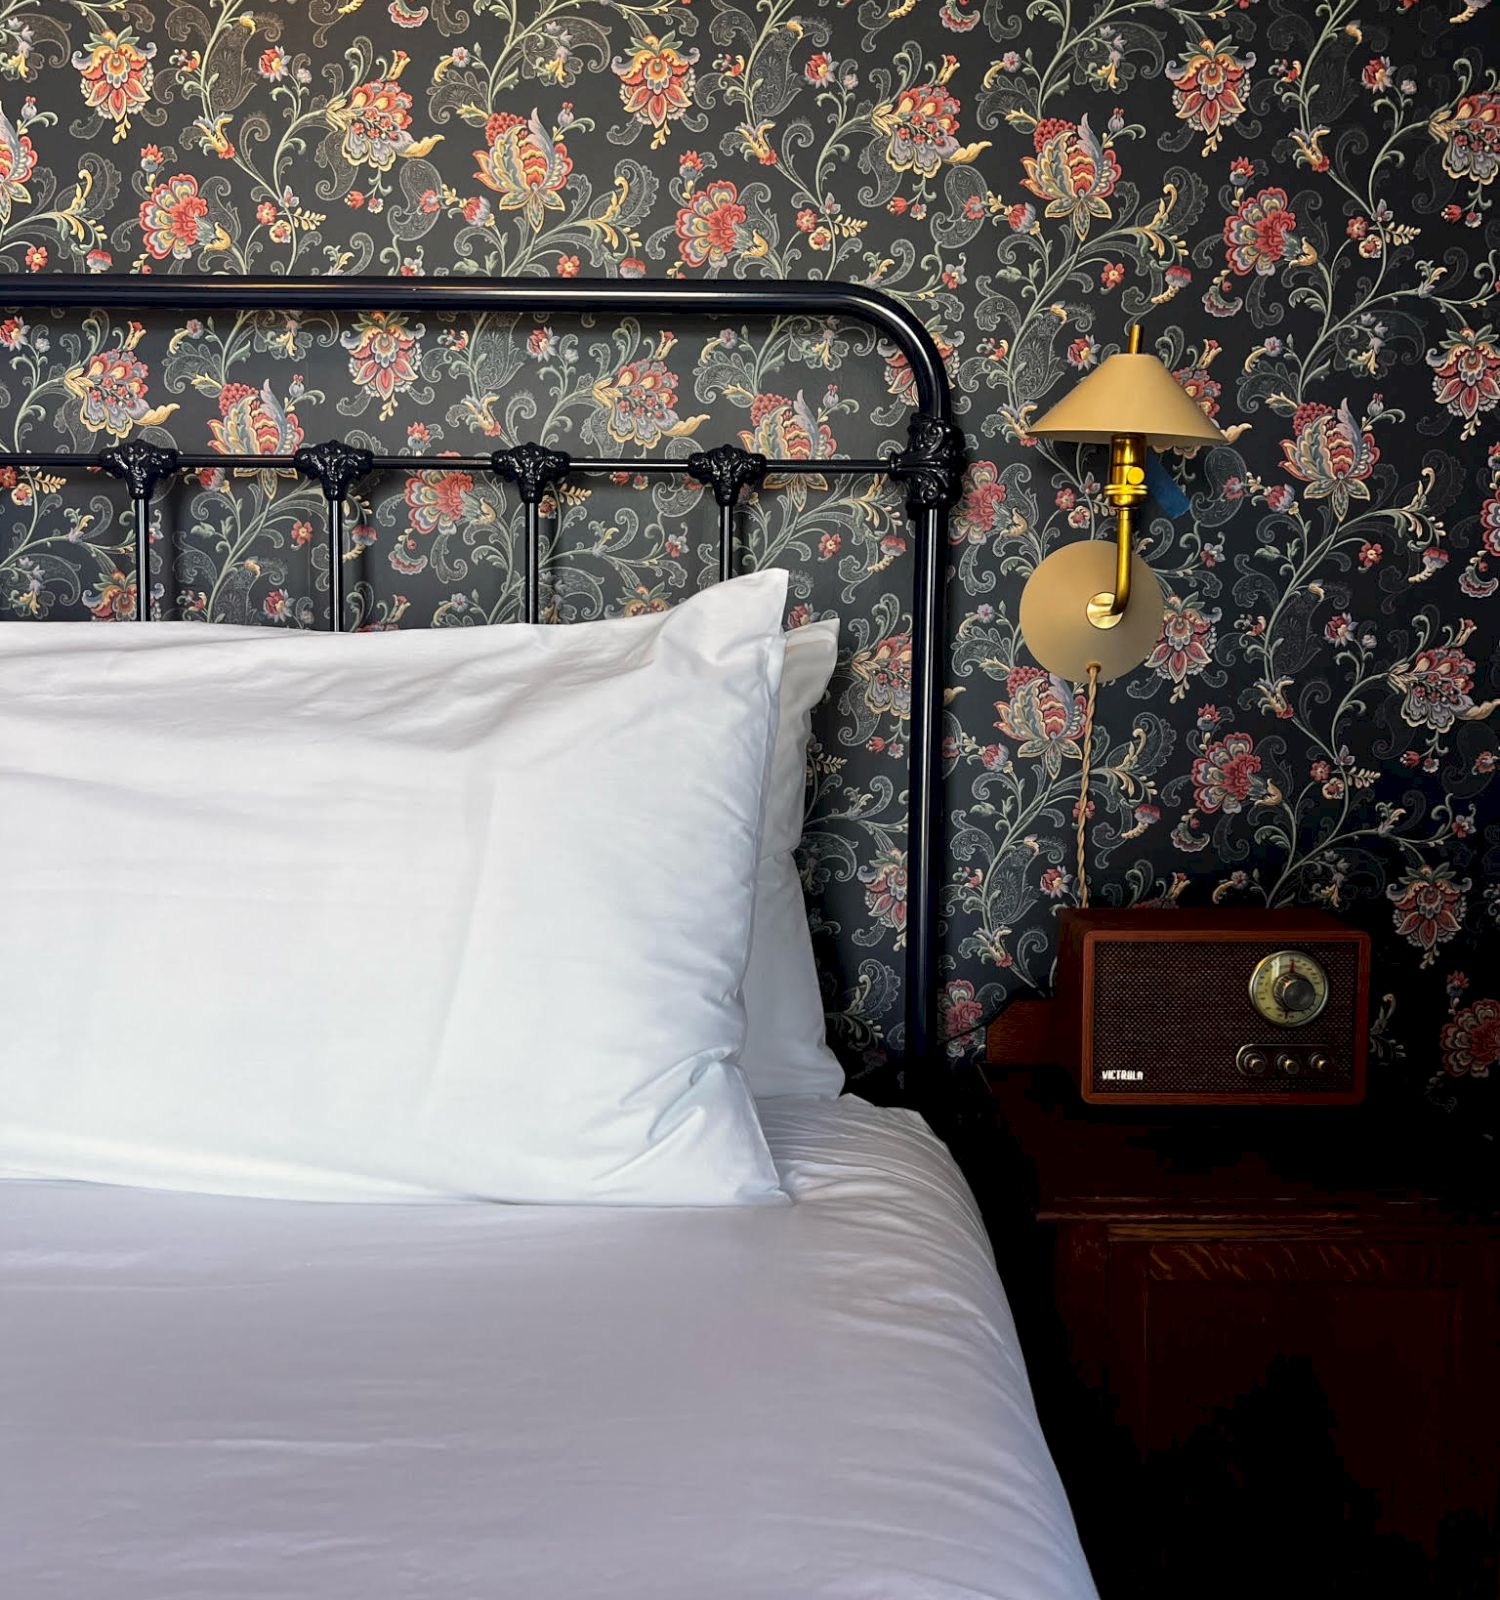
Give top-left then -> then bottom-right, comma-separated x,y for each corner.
0,0 -> 1495,1130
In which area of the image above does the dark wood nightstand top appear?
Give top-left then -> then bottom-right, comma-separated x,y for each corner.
989,1065 -> 1496,1228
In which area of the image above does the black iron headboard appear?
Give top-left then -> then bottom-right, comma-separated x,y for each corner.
0,274 -> 965,1071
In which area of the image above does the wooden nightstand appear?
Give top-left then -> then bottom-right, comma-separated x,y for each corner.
983,1067 -> 1498,1599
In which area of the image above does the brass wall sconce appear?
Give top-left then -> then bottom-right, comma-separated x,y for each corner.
1019,324 -> 1226,683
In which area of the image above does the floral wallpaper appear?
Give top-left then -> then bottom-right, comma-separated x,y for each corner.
0,0 -> 1495,1132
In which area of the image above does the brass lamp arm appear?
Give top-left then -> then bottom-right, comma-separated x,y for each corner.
1088,431 -> 1148,630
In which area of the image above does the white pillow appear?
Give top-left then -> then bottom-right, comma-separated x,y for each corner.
741,619 -> 846,1098
0,572 -> 789,1206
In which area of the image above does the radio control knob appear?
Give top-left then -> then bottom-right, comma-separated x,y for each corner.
1274,972 -> 1317,1014
1277,1053 -> 1301,1076
1239,1051 -> 1269,1077
1309,1052 -> 1332,1073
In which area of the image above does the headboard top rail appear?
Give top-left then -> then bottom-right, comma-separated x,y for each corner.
0,274 -> 953,421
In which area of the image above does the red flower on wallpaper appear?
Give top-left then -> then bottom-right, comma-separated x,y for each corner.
741,390 -> 833,463
1427,325 -> 1500,439
1279,400 -> 1379,517
1020,116 -> 1120,239
851,632 -> 914,724
341,310 -> 423,418
63,332 -> 177,439
139,173 -> 216,261
0,105 -> 37,225
1223,186 -> 1302,275
952,461 -> 1010,543
331,74 -> 416,171
1191,730 -> 1267,815
882,331 -> 955,407
1166,38 -> 1254,151
1146,594 -> 1218,701
591,356 -> 707,447
873,76 -> 984,179
1429,89 -> 1500,187
1441,998 -> 1500,1077
1388,864 -> 1469,968
621,586 -> 670,615
675,179 -> 748,268
72,27 -> 155,140
860,847 -> 909,942
940,978 -> 984,1052
993,666 -> 1086,778
82,570 -> 137,622
1479,489 -> 1500,556
209,381 -> 304,459
740,391 -> 833,501
1172,356 -> 1221,419
612,34 -> 699,137
1390,642 -> 1493,733
404,468 -> 475,538
474,111 -> 573,230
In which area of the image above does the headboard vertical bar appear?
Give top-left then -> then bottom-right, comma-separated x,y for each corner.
491,444 -> 571,626
130,494 -> 152,622
292,442 -> 375,634
905,503 -> 943,1064
523,499 -> 541,624
889,416 -> 966,1065
685,445 -> 766,590
98,440 -> 181,624
327,494 -> 346,633
717,503 -> 735,584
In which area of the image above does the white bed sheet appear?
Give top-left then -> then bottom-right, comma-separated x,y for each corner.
1,1096 -> 1097,1600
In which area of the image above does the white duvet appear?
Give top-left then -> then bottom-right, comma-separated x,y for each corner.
1,1096 -> 1097,1600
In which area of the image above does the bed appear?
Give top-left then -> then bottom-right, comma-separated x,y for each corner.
2,1096 -> 1093,1599
0,274 -> 1097,1598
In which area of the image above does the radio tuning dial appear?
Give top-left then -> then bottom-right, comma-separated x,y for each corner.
1274,972 -> 1317,1014
1248,950 -> 1330,1027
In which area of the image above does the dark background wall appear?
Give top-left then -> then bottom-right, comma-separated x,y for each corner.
0,0 -> 1494,1136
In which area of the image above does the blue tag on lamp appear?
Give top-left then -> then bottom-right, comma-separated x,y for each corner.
1144,452 -> 1190,519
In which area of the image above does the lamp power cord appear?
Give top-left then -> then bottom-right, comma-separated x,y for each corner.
1075,661 -> 1101,910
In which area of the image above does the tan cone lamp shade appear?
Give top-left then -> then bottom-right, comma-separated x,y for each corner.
1028,339 -> 1227,449
1019,326 -> 1225,682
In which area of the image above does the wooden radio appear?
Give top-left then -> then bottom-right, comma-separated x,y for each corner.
1055,907 -> 1371,1105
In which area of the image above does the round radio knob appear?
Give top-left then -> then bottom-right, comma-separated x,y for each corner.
1239,1051 -> 1269,1077
1277,1053 -> 1301,1076
1309,1052 -> 1332,1073
1274,972 -> 1317,1015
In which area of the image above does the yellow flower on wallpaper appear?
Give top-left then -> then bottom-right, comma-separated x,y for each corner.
474,110 -> 573,230
72,28 -> 155,143
612,32 -> 699,147
1020,116 -> 1120,240
872,72 -> 989,179
327,53 -> 443,173
62,323 -> 178,439
1429,88 -> 1500,187
0,103 -> 36,225
1165,38 -> 1254,154
591,354 -> 708,448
